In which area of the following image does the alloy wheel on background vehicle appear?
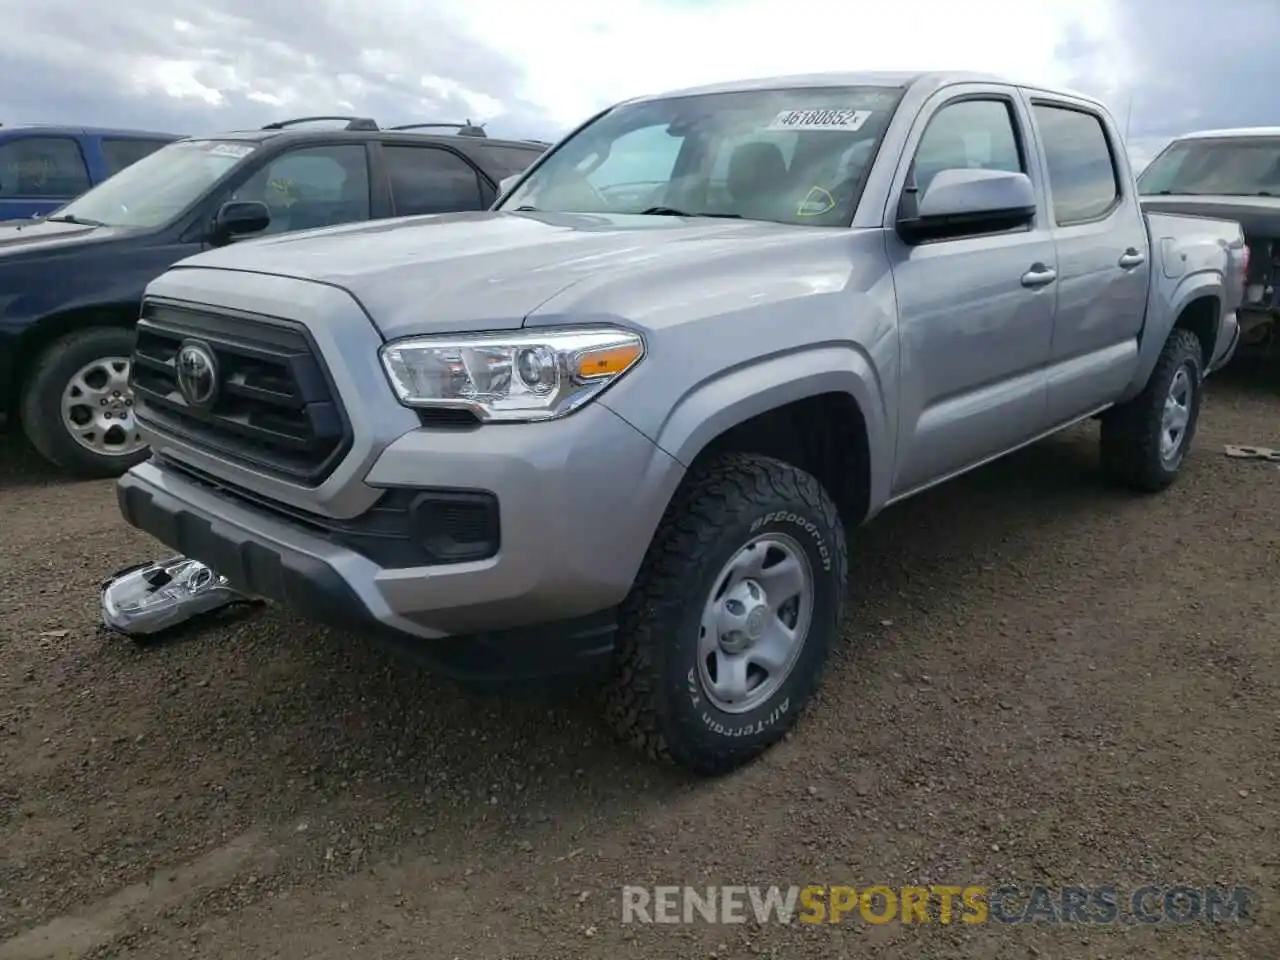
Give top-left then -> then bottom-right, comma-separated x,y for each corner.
697,532 -> 815,714
60,356 -> 145,458
1159,363 -> 1194,468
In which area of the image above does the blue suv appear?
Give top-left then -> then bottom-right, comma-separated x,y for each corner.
0,116 -> 548,476
0,125 -> 182,221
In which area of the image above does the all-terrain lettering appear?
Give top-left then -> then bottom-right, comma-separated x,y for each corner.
749,512 -> 832,571
698,697 -> 792,737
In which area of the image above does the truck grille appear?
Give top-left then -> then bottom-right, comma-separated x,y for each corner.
130,300 -> 351,485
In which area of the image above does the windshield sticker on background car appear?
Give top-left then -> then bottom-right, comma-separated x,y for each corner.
767,109 -> 872,132
207,143 -> 255,159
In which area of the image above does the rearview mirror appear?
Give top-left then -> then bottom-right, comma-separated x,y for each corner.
210,200 -> 270,246
898,168 -> 1036,243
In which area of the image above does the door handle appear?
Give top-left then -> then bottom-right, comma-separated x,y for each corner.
1118,248 -> 1146,268
1021,265 -> 1057,288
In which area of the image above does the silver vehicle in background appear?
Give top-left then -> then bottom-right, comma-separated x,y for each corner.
1139,126 -> 1280,363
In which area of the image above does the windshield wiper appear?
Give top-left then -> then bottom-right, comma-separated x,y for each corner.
44,213 -> 105,226
637,206 -> 742,219
512,205 -> 539,212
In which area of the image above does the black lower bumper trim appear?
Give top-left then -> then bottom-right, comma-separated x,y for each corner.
117,471 -> 367,629
372,609 -> 618,687
115,471 -> 617,683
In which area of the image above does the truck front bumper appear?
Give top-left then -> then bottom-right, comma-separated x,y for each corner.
116,401 -> 684,681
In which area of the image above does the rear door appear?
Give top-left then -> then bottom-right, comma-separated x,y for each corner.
1025,95 -> 1149,423
377,143 -> 491,216
0,134 -> 93,220
885,85 -> 1059,496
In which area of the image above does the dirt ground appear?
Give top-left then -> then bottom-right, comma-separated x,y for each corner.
1,365 -> 1277,960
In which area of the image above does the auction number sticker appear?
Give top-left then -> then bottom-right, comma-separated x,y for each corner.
767,108 -> 872,132
207,143 -> 255,158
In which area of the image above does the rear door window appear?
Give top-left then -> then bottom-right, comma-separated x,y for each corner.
1032,104 -> 1122,224
383,145 -> 486,215
0,136 -> 92,199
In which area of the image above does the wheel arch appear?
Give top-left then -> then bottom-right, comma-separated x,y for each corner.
1170,294 -> 1220,372
1117,272 -> 1223,403
642,346 -> 893,535
11,302 -> 140,410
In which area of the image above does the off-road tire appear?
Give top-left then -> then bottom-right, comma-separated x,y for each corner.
19,326 -> 148,479
1099,327 -> 1203,493
604,452 -> 848,776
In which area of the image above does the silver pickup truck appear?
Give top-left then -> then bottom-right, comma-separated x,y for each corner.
116,71 -> 1246,775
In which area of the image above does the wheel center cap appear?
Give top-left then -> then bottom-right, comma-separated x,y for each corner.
744,606 -> 768,640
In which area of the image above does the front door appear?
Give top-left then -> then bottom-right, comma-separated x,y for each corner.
886,89 -> 1059,497
228,143 -> 373,235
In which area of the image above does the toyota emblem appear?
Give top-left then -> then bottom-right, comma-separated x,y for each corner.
176,340 -> 218,408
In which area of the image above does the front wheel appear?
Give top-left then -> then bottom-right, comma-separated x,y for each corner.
1099,327 -> 1204,492
605,452 -> 848,775
19,326 -> 149,479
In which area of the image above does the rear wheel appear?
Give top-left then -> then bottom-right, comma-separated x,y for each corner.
1099,327 -> 1203,492
605,452 -> 848,775
19,326 -> 149,478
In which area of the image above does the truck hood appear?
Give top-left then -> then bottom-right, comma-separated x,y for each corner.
1139,194 -> 1280,238
0,217 -> 138,257
174,210 -> 816,340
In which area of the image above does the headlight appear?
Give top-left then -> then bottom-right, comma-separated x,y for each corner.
379,326 -> 645,422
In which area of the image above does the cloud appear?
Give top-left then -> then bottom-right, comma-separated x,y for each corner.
1054,0 -> 1280,171
446,0 -> 1117,129
0,0 -> 1266,164
0,0 -> 551,139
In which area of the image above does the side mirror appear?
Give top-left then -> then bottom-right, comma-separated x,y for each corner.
498,174 -> 521,195
210,200 -> 270,245
898,168 -> 1036,243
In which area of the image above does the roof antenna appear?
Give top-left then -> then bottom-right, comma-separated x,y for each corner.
1124,93 -> 1134,142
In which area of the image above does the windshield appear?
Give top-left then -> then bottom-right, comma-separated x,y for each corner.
499,85 -> 903,226
1138,137 -> 1280,196
54,139 -> 259,228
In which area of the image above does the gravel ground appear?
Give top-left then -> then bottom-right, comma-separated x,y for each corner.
1,365 -> 1277,960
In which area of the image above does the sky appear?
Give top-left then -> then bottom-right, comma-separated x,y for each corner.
0,0 -> 1275,172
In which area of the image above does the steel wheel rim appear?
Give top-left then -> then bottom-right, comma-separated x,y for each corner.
60,356 -> 144,457
1159,364 -> 1193,466
696,531 -> 815,714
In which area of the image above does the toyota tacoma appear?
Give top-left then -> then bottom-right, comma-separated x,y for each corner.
115,72 -> 1246,775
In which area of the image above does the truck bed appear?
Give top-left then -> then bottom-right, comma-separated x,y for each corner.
1141,194 -> 1280,318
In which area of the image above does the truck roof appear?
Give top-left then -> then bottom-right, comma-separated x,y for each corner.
1173,126 -> 1280,140
625,70 -> 1108,111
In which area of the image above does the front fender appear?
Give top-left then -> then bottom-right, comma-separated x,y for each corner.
601,343 -> 895,518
